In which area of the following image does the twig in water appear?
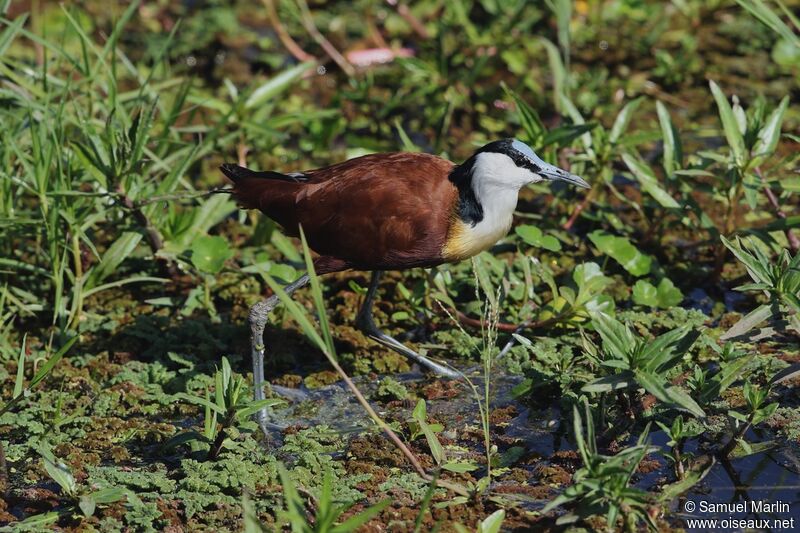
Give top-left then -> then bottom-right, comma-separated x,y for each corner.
261,0 -> 317,63
295,0 -> 355,77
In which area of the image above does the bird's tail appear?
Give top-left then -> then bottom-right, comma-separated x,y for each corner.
219,163 -> 307,183
219,163 -> 307,210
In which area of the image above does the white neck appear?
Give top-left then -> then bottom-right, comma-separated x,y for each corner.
442,153 -> 525,261
471,152 -> 525,234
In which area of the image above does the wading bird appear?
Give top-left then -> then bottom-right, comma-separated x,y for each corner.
221,139 -> 588,426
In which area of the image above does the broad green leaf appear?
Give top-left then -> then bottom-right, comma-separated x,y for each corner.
632,280 -> 658,307
515,225 -> 561,251
90,487 -> 127,504
236,399 -> 285,419
559,92 -> 594,154
709,80 -> 747,167
472,254 -> 497,308
656,277 -> 684,307
634,278 -> 684,308
79,495 -> 96,517
588,230 -> 652,276
298,228 -> 336,357
641,326 -> 697,374
190,235 -> 233,275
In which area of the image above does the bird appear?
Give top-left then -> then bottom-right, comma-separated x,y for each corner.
220,138 -> 589,428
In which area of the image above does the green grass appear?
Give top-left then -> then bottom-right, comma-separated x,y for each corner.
0,0 -> 799,531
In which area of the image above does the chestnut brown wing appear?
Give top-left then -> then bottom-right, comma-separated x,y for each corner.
292,153 -> 458,269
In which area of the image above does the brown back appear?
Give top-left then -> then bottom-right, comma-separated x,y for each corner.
232,152 -> 458,270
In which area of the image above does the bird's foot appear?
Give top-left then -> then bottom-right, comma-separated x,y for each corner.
359,319 -> 460,378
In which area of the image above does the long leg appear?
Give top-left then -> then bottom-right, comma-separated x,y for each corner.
249,273 -> 310,430
356,271 -> 460,378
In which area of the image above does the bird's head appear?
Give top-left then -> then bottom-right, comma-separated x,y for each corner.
468,138 -> 590,190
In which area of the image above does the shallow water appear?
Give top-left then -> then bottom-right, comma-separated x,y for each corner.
264,364 -> 800,525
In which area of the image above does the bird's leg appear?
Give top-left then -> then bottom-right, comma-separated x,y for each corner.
249,273 -> 310,431
356,271 -> 460,378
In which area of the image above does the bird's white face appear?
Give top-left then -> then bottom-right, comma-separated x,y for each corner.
470,138 -> 590,191
472,151 -> 542,190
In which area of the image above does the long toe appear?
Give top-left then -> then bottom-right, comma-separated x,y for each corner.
367,329 -> 461,379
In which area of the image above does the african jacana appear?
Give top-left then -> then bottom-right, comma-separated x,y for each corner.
221,139 -> 589,427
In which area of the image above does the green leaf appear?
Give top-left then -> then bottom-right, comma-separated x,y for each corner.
753,96 -> 789,157
29,336 -> 76,390
503,83 -> 545,143
299,228 -> 336,357
190,235 -> 233,275
736,0 -> 800,48
635,277 -> 684,308
442,461 -> 480,473
720,303 -> 775,341
13,334 -> 26,399
656,277 -> 684,307
588,230 -> 652,276
85,232 -> 143,289
622,153 -> 680,208
609,97 -> 643,144
591,312 -> 635,358
721,236 -> 772,285
582,373 -> 634,393
709,80 -> 747,167
412,400 -> 444,464
632,280 -> 658,307
515,225 -> 561,251
79,495 -> 96,517
634,371 -> 706,417
478,509 -> 506,533
331,499 -> 392,533
161,431 -> 212,452
90,486 -> 127,504
236,398 -> 285,420
656,101 -> 682,176
245,61 -> 316,109
176,392 -> 226,415
541,123 -> 597,148
39,446 -> 77,497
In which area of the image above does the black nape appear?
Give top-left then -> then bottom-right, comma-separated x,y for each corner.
448,158 -> 484,226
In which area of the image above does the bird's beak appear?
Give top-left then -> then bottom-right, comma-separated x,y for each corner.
537,161 -> 590,189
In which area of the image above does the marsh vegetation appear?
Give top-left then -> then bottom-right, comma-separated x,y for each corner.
0,0 -> 799,531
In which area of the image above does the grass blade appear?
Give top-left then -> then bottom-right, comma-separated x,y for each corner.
709,80 -> 747,167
